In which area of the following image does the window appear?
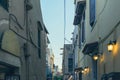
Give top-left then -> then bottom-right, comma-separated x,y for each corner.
0,0 -> 9,11
81,12 -> 85,43
68,58 -> 73,72
38,28 -> 41,58
90,0 -> 95,26
79,12 -> 85,48
37,22 -> 43,58
73,1 -> 85,25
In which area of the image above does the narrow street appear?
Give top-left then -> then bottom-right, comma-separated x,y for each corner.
0,0 -> 120,80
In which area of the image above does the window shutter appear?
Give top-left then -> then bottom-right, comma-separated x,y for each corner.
73,15 -> 82,25
73,1 -> 86,25
82,21 -> 85,43
90,0 -> 95,26
79,27 -> 81,48
79,17 -> 85,48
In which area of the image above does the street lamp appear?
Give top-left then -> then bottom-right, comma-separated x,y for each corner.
107,40 -> 116,52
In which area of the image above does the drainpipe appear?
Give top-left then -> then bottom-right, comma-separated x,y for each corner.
24,0 -> 30,80
24,0 -> 33,80
25,1 -> 29,80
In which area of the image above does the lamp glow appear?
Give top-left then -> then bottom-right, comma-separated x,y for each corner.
81,70 -> 84,73
84,68 -> 88,72
107,40 -> 116,52
108,44 -> 113,52
93,55 -> 99,60
84,67 -> 89,73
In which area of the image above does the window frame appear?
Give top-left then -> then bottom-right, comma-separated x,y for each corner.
0,0 -> 9,11
89,0 -> 96,27
37,22 -> 42,58
79,11 -> 86,48
38,28 -> 41,58
68,58 -> 73,72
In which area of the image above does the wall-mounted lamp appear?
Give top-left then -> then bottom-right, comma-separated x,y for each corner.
84,67 -> 88,72
107,40 -> 116,52
81,69 -> 84,74
74,67 -> 90,74
93,55 -> 99,60
84,67 -> 89,72
82,67 -> 90,74
74,67 -> 82,73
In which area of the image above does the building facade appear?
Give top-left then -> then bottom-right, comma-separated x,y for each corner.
62,44 -> 74,80
73,0 -> 120,80
46,47 -> 51,80
72,26 -> 80,80
0,0 -> 48,80
46,48 -> 55,80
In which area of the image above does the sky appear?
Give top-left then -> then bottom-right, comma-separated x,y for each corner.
41,0 -> 74,69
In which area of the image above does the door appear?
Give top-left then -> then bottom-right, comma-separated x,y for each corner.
5,75 -> 20,80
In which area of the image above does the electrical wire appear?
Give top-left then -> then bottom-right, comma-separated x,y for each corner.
97,0 -> 108,19
64,0 -> 66,45
95,0 -> 108,24
8,0 -> 42,49
29,29 -> 41,48
100,19 -> 120,43
9,13 -> 40,49
63,0 -> 66,75
94,0 -> 120,43
9,13 -> 24,30
9,27 -> 30,42
63,0 -> 72,45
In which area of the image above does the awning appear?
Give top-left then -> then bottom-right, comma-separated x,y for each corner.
73,15 -> 82,25
82,41 -> 99,56
74,67 -> 83,72
101,72 -> 120,80
73,1 -> 86,25
76,1 -> 86,15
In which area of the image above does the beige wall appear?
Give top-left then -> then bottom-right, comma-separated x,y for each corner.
74,0 -> 120,80
63,44 -> 73,80
0,0 -> 47,80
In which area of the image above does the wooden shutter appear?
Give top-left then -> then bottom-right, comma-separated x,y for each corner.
82,12 -> 85,43
90,0 -> 95,26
